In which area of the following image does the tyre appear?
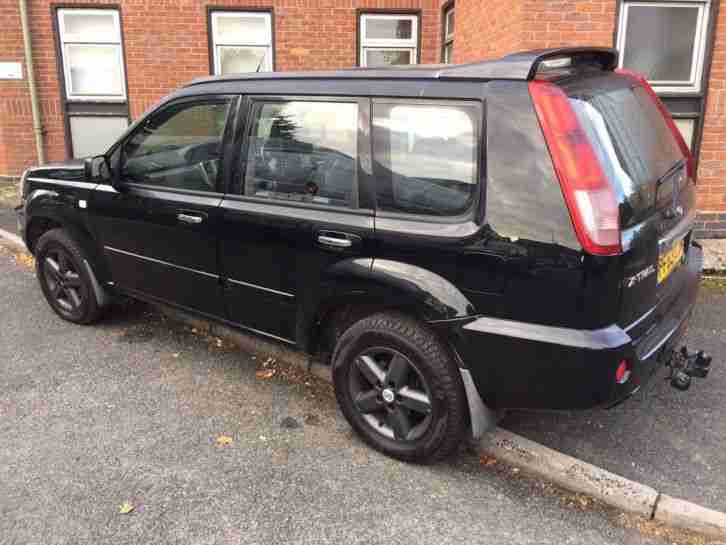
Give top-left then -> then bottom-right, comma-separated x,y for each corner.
332,312 -> 467,463
35,228 -> 104,325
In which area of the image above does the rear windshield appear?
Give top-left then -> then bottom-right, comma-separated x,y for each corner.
566,78 -> 684,226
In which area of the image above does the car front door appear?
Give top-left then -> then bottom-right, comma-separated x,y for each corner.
91,95 -> 238,317
218,96 -> 374,344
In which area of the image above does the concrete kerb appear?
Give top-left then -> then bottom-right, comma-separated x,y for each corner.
155,303 -> 332,384
0,228 -> 25,252
157,302 -> 726,540
0,229 -> 722,540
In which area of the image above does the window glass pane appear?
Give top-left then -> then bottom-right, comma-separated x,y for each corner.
66,44 -> 123,96
122,101 -> 231,192
70,116 -> 128,158
674,118 -> 696,150
215,14 -> 269,44
372,102 -> 478,216
245,101 -> 358,207
365,49 -> 413,67
219,46 -> 268,74
365,17 -> 413,40
622,5 -> 699,83
62,11 -> 118,42
567,84 -> 683,226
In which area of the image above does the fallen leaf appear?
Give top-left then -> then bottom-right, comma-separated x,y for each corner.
256,369 -> 276,380
216,434 -> 233,446
119,501 -> 134,514
479,455 -> 498,467
15,253 -> 35,269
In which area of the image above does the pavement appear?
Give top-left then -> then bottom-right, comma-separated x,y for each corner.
701,239 -> 726,272
0,241 -> 709,545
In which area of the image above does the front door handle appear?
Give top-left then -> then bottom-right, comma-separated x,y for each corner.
318,235 -> 352,248
177,213 -> 204,224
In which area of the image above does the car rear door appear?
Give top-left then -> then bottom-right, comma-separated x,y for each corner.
218,96 -> 374,344
91,95 -> 237,317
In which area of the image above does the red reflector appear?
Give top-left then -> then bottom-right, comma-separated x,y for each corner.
615,360 -> 631,385
615,68 -> 696,182
529,80 -> 621,256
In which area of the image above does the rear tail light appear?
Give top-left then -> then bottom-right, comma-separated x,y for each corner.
616,68 -> 696,181
529,80 -> 621,256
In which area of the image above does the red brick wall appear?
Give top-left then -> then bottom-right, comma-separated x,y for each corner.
454,0 -> 522,62
698,3 -> 726,218
519,0 -> 616,50
2,0 -> 726,229
0,0 -> 442,177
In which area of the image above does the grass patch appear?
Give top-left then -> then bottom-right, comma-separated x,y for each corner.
701,276 -> 726,293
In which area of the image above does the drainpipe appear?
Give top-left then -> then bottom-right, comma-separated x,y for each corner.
18,0 -> 45,165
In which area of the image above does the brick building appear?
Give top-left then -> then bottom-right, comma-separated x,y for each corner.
1,0 -> 724,236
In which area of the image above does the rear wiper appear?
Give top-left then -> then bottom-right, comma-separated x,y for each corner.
656,159 -> 686,187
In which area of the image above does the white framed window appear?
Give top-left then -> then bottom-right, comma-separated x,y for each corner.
443,5 -> 455,63
359,13 -> 419,67
210,11 -> 273,74
57,9 -> 126,101
616,1 -> 711,93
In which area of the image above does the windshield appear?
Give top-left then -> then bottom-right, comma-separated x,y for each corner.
567,81 -> 684,227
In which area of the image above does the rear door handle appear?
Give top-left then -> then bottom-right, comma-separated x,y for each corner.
177,213 -> 204,224
318,235 -> 352,248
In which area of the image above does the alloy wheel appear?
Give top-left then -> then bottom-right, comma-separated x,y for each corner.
42,248 -> 84,316
349,347 -> 433,442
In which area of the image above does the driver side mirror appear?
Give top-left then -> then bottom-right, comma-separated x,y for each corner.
83,155 -> 112,182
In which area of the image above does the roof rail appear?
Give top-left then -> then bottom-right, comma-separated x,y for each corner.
183,47 -> 619,88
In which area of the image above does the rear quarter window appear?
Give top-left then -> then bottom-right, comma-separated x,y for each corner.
372,101 -> 480,216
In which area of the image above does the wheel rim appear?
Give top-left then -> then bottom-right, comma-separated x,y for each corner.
43,248 -> 84,316
349,347 -> 433,442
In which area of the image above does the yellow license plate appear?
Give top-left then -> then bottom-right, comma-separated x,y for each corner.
658,240 -> 685,284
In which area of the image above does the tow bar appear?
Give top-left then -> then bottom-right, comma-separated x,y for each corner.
667,347 -> 712,391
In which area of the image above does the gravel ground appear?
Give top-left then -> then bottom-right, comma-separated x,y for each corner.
0,246 -> 701,545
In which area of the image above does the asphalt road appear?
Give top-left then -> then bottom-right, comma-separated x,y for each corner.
0,245 -> 690,545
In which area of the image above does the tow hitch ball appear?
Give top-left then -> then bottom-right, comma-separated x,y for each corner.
667,347 -> 712,391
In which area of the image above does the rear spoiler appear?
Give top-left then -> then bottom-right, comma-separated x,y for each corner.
512,47 -> 618,80
437,47 -> 618,81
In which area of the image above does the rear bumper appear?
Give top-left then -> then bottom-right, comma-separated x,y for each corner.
451,245 -> 702,411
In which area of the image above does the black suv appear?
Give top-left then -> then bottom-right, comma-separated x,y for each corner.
17,48 -> 708,462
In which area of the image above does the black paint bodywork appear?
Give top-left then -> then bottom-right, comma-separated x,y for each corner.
17,49 -> 703,412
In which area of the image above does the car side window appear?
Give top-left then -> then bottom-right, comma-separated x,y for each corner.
243,100 -> 358,208
121,99 -> 232,192
372,101 -> 479,216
